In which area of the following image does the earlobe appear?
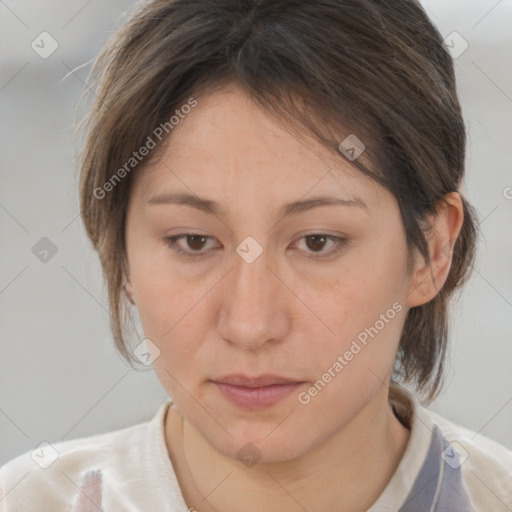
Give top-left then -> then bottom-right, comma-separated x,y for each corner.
406,192 -> 464,308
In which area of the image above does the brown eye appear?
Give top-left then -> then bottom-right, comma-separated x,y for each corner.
163,233 -> 219,259
305,234 -> 328,252
186,234 -> 208,250
293,233 -> 349,259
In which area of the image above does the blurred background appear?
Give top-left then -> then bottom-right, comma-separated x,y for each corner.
1,0 -> 511,466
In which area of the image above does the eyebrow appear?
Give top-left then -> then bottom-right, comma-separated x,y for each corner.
146,192 -> 368,217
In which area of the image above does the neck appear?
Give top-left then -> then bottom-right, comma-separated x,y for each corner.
166,385 -> 410,512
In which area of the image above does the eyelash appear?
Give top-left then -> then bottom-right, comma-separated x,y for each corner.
162,233 -> 349,260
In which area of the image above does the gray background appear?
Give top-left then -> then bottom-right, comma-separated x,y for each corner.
1,0 -> 511,466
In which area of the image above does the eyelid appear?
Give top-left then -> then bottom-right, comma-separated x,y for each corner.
290,234 -> 349,259
163,233 -> 221,259
163,232 -> 349,260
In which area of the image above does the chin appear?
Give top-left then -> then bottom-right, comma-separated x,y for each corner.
205,424 -> 313,466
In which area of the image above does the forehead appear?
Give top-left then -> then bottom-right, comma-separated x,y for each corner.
132,84 -> 385,212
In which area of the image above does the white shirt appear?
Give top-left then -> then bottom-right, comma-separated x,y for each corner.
1,385 -> 511,511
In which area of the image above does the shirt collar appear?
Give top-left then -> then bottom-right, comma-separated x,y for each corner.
368,384 -> 474,512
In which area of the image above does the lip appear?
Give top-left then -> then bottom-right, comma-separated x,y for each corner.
211,374 -> 305,410
213,374 -> 302,387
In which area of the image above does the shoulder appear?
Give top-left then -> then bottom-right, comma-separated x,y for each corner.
0,402 -> 171,512
400,384 -> 512,511
428,407 -> 512,467
425,408 -> 512,510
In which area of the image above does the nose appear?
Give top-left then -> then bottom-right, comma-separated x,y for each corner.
216,244 -> 290,351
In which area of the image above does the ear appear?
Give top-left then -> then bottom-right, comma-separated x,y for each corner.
407,192 -> 464,308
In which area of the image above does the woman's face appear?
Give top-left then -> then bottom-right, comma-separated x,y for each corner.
124,83 -> 418,463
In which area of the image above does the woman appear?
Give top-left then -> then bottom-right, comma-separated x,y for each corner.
1,0 -> 511,510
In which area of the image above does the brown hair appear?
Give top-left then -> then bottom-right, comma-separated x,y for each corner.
78,0 -> 478,403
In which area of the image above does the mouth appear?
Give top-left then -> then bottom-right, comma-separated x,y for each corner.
210,374 -> 306,410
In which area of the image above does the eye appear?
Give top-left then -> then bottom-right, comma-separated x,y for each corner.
163,233 -> 220,259
292,234 -> 349,259
163,232 -> 349,260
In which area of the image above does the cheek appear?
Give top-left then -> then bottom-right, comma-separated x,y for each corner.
135,271 -> 212,400
294,238 -> 408,387
129,250 -> 218,384
135,271 -> 209,344
294,296 -> 406,418
128,232 -> 202,331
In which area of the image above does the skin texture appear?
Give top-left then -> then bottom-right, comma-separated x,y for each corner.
124,83 -> 464,511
